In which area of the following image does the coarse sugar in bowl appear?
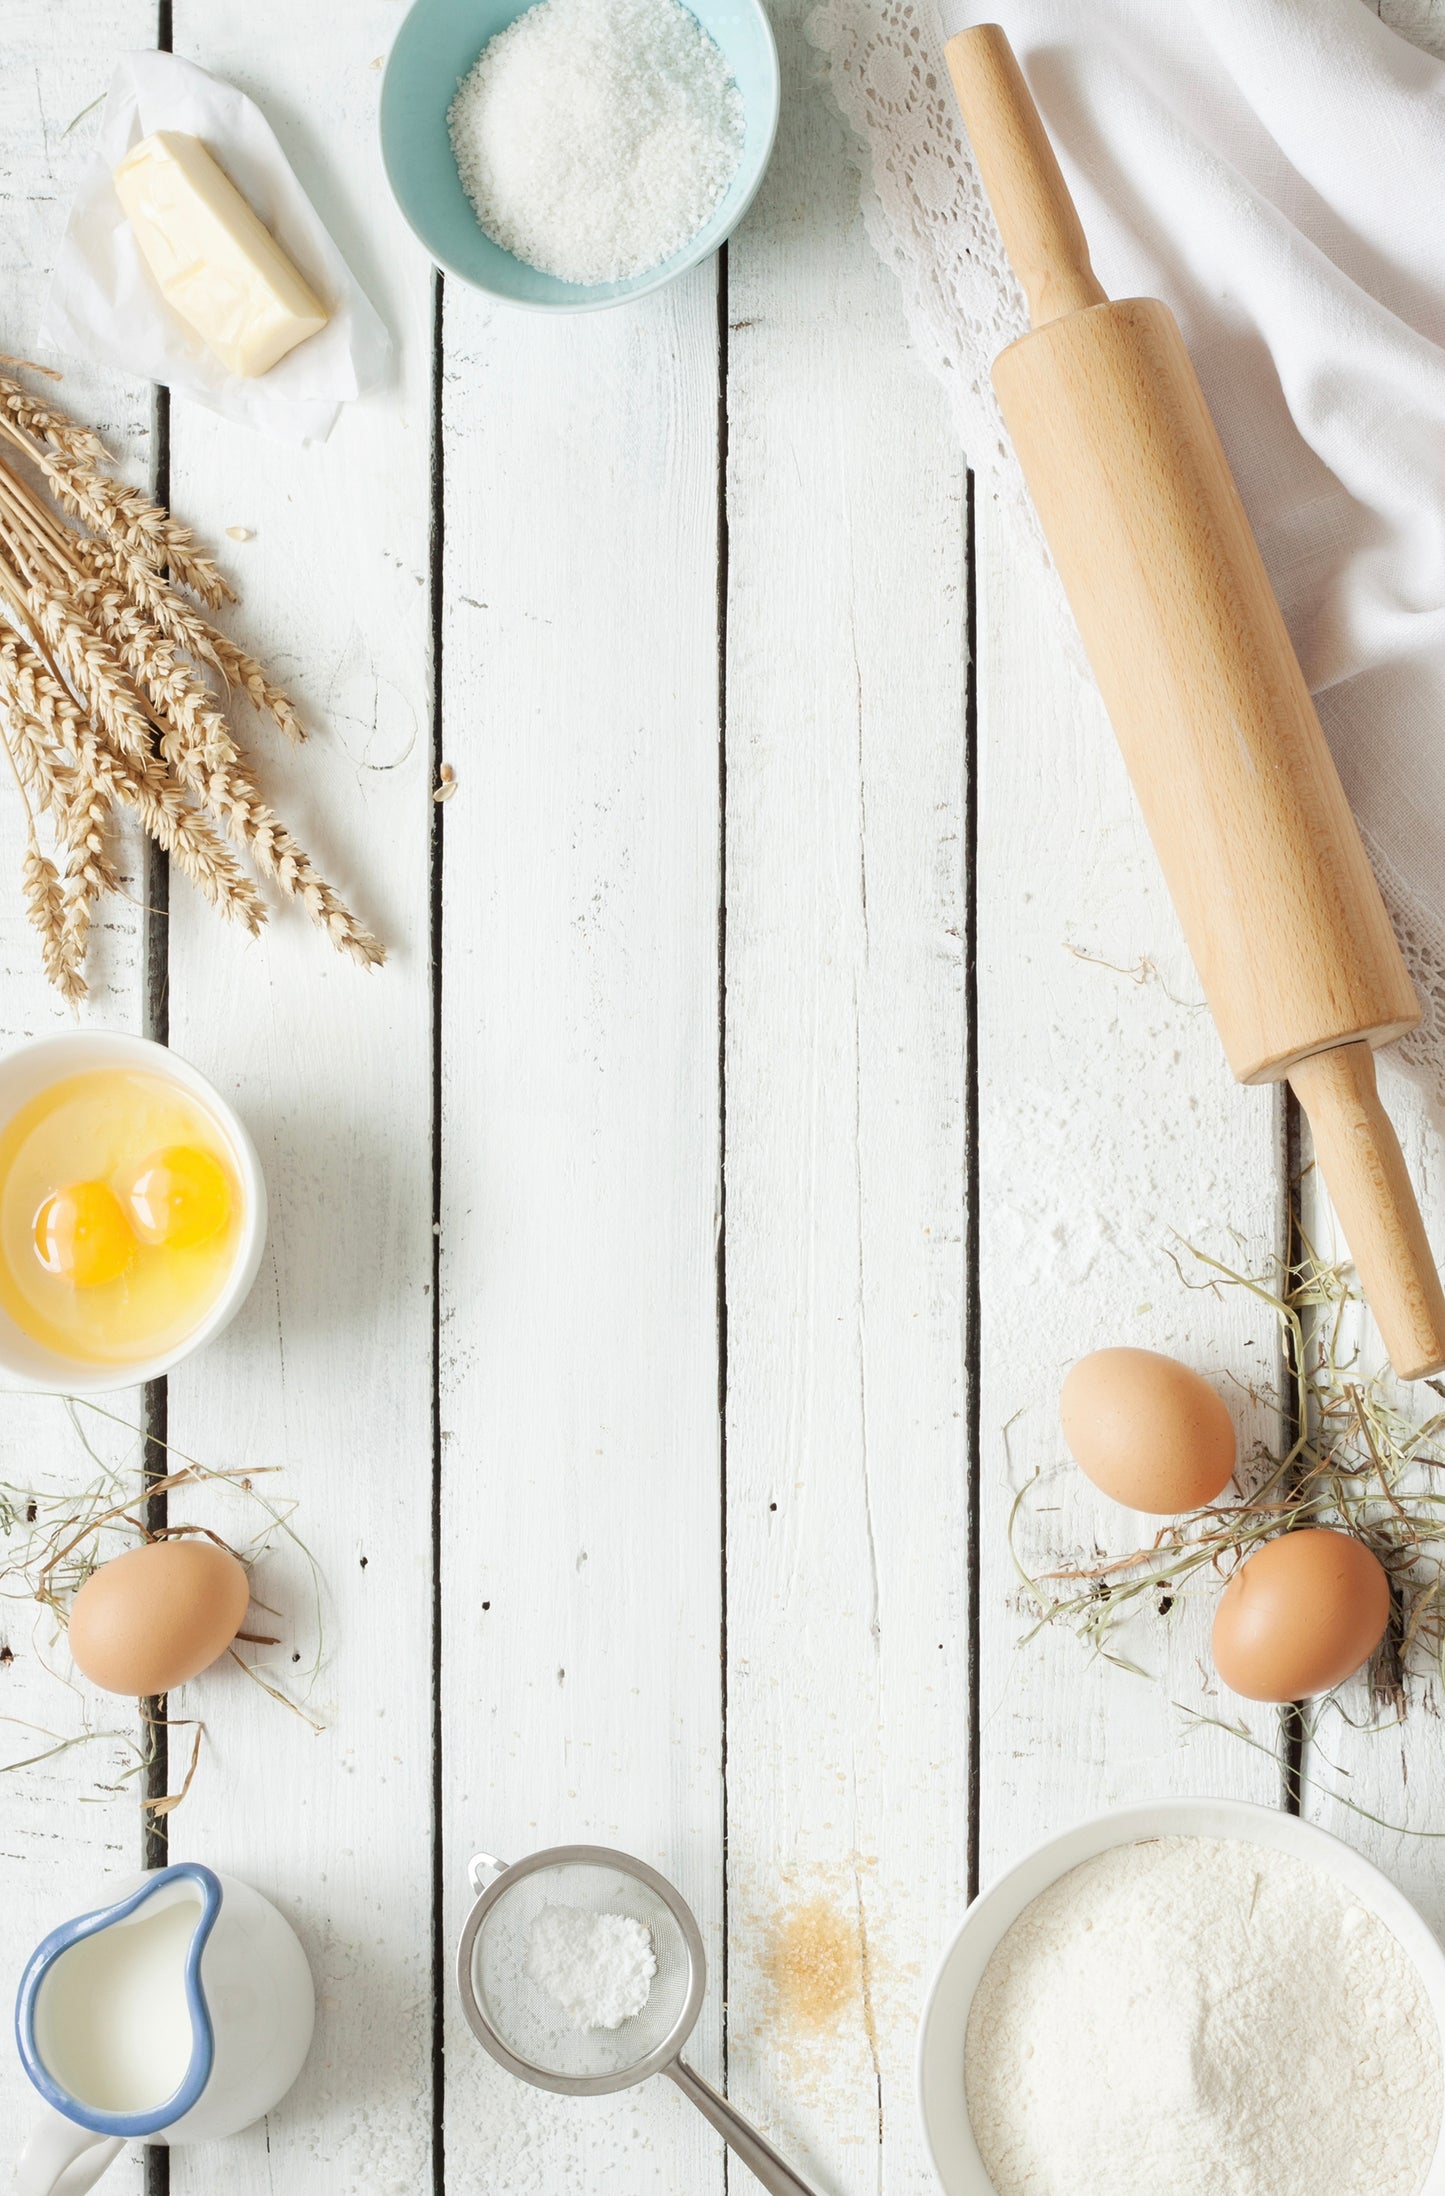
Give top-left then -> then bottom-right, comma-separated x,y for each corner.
380,0 -> 780,311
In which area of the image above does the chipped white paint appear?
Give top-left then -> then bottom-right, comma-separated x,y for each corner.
0,11 -> 155,2190
972,491 -> 1285,1874
437,268 -> 726,2193
721,9 -> 970,2187
158,8 -> 437,2194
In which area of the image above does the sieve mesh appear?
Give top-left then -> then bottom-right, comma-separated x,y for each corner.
468,1859 -> 694,2082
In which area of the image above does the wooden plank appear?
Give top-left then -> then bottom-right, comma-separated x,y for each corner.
1286,0 -> 1445,1954
437,272 -> 725,2191
1297,1075 -> 1445,1922
720,22 -> 971,2185
157,10 -> 436,2191
0,11 -> 154,2186
972,493 -> 1286,1886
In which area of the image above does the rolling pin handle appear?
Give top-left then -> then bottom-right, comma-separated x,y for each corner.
944,25 -> 1107,327
1288,1043 -> 1445,1381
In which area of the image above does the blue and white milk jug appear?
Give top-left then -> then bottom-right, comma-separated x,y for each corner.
14,1862 -> 314,2194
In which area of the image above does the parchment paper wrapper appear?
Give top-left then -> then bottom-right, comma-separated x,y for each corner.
42,50 -> 390,444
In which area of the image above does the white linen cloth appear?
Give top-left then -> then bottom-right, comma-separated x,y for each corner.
812,0 -> 1445,1096
43,52 -> 390,445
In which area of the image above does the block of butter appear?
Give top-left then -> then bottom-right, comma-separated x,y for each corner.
114,131 -> 329,379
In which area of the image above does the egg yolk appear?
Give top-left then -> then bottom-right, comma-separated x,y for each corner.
0,1071 -> 244,1366
33,1181 -> 136,1288
126,1146 -> 232,1250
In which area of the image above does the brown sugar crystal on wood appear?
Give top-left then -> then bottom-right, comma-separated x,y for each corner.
766,1900 -> 859,2033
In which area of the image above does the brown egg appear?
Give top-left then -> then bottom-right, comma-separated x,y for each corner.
1060,1347 -> 1236,1513
69,1538 -> 250,1696
1212,1529 -> 1390,1702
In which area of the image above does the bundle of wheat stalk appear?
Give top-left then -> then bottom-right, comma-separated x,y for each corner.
0,357 -> 382,1001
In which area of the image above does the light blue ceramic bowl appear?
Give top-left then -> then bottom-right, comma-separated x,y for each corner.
380,0 -> 780,311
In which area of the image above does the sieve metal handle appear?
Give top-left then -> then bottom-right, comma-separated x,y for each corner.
467,1854 -> 509,1896
664,2060 -> 824,2196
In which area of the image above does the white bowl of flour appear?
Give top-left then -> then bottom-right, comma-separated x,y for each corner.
918,1798 -> 1445,2196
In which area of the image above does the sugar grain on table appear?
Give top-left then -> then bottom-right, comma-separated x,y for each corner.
447,0 -> 744,284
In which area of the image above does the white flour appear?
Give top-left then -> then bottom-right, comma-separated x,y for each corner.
965,1837 -> 1442,2196
526,1904 -> 656,2030
447,0 -> 744,285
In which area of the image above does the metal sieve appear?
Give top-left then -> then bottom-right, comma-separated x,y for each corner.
456,1844 -> 822,2196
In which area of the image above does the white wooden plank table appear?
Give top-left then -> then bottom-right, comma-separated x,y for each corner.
2,2 -> 1443,2192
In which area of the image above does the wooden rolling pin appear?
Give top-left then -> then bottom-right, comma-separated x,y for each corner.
946,23 -> 1445,1380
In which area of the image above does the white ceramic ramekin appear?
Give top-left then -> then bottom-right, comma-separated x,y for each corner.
0,1031 -> 267,1393
918,1795 -> 1445,2196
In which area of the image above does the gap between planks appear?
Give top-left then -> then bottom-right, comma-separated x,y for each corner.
962,472 -> 982,1908
428,259 -> 448,2196
142,1 -> 172,2157
714,237 -> 732,2140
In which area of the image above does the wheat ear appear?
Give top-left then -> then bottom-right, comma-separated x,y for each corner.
0,646 -> 61,989
0,623 -> 85,732
0,370 -> 108,465
108,749 -> 267,936
37,448 -> 235,609
87,545 -> 304,742
3,629 -> 264,934
58,735 -> 114,993
198,628 -> 305,742
116,632 -> 236,771
21,836 -> 77,1001
95,593 -> 376,962
30,586 -> 160,764
0,653 -> 74,836
166,732 -> 384,968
